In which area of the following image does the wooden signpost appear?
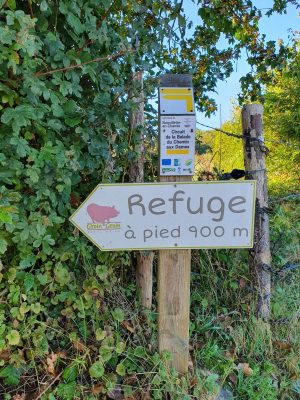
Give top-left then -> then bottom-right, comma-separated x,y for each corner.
158,74 -> 193,374
70,74 -> 257,375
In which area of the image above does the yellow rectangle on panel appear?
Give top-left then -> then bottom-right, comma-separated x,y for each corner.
167,149 -> 189,155
160,87 -> 194,114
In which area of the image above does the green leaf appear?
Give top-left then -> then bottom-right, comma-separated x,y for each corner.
65,116 -> 82,127
67,13 -> 85,34
19,254 -> 36,270
31,302 -> 41,314
55,265 -> 70,285
63,99 -> 77,114
134,346 -> 146,357
115,341 -> 125,354
111,307 -> 124,322
116,363 -> 126,376
8,0 -> 16,10
24,273 -> 35,293
63,364 -> 78,383
89,360 -> 104,379
0,238 -> 8,254
6,329 -> 20,345
0,365 -> 22,386
56,381 -> 76,399
95,329 -> 106,341
96,265 -> 108,280
178,14 -> 186,29
99,346 -> 112,362
40,0 -> 48,11
0,206 -> 13,224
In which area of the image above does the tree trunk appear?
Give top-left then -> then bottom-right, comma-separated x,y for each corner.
129,70 -> 154,309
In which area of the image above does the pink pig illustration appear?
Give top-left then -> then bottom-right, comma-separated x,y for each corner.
87,203 -> 120,223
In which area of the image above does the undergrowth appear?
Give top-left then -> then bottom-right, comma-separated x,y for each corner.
0,199 -> 299,399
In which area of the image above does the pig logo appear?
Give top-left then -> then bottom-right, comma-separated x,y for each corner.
87,203 -> 120,224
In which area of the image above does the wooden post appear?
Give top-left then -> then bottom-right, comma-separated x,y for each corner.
158,74 -> 192,374
129,71 -> 154,309
242,104 -> 271,320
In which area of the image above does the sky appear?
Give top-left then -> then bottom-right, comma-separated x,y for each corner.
183,0 -> 300,128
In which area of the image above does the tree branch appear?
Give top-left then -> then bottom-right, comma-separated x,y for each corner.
33,50 -> 135,78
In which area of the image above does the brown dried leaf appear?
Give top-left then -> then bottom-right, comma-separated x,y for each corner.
239,278 -> 247,288
92,385 -> 105,395
107,384 -> 122,399
125,373 -> 138,385
237,363 -> 253,376
273,340 -> 292,350
224,346 -> 236,360
193,341 -> 205,350
190,377 -> 197,388
12,319 -> 19,328
229,373 -> 238,385
141,392 -> 151,400
0,350 -> 11,361
122,320 -> 135,333
46,352 -> 58,375
12,394 -> 25,400
73,340 -> 88,352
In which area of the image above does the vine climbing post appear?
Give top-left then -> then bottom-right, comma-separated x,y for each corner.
242,104 -> 271,320
129,70 -> 154,309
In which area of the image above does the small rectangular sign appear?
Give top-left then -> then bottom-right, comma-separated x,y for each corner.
159,87 -> 195,114
70,181 -> 256,251
160,115 -> 196,175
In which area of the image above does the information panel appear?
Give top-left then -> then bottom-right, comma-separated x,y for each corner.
160,115 -> 196,175
70,181 -> 256,251
159,86 -> 196,176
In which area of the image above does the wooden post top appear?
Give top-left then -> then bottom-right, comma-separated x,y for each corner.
159,74 -> 193,87
242,104 -> 263,115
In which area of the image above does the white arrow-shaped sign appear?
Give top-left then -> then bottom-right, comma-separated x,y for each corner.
70,181 -> 256,251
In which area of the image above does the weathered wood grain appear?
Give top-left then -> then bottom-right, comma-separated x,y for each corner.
242,104 -> 271,320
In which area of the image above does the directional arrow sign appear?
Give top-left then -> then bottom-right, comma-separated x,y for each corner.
70,181 -> 256,251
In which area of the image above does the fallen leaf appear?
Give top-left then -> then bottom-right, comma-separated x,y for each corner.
46,352 -> 58,375
12,394 -> 25,400
229,373 -> 238,385
12,319 -> 19,328
273,340 -> 292,350
141,391 -> 151,400
193,341 -> 205,350
237,363 -> 253,376
122,320 -> 135,333
190,377 -> 197,387
239,278 -> 247,288
0,350 -> 11,361
124,373 -> 138,385
73,340 -> 88,352
107,384 -> 122,399
92,385 -> 104,395
224,346 -> 236,360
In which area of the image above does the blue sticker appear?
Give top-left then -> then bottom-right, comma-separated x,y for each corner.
162,159 -> 171,165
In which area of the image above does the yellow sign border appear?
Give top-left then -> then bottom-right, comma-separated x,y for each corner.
69,181 -> 256,251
